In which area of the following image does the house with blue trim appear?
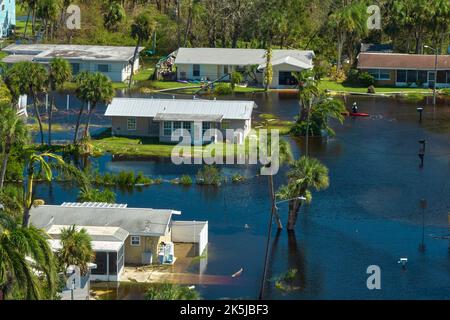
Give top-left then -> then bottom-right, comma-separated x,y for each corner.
0,0 -> 15,37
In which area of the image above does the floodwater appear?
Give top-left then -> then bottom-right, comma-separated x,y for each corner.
33,91 -> 450,300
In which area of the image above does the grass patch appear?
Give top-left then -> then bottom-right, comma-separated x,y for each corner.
319,79 -> 434,94
254,114 -> 293,135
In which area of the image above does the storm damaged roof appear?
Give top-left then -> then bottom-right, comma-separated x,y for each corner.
2,44 -> 144,62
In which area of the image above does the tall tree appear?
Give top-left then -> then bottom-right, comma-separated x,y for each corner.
277,156 -> 329,230
0,211 -> 57,300
57,225 -> 94,275
48,58 -> 72,146
264,47 -> 273,92
75,72 -> 114,138
129,11 -> 156,89
103,0 -> 126,32
0,104 -> 29,189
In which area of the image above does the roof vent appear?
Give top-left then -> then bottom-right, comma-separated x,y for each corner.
61,202 -> 128,208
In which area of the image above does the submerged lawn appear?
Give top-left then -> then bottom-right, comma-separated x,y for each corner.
319,79 -> 435,94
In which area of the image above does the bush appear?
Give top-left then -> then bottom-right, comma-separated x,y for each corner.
179,175 -> 193,186
135,171 -> 152,185
116,171 -> 135,186
232,174 -> 246,183
0,185 -> 24,217
329,65 -> 346,82
345,69 -> 374,87
441,88 -> 450,96
230,71 -> 244,90
196,165 -> 222,186
214,83 -> 233,95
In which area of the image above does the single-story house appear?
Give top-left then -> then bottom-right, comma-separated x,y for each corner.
104,98 -> 255,144
1,44 -> 145,82
357,52 -> 450,88
174,47 -> 315,88
30,202 -> 208,282
0,0 -> 15,38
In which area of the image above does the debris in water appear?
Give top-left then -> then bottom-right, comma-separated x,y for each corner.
232,268 -> 243,278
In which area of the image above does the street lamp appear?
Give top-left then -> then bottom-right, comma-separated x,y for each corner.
259,196 -> 306,300
424,45 -> 438,110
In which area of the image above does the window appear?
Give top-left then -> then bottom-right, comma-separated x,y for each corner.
127,118 -> 136,131
71,63 -> 80,75
173,121 -> 182,131
368,69 -> 390,80
406,70 -> 418,83
224,65 -> 229,74
279,71 -> 296,85
130,236 -> 141,246
202,122 -> 211,134
163,121 -> 172,136
98,64 -> 110,73
418,71 -> 428,84
437,71 -> 447,84
397,70 -> 406,83
193,64 -> 200,77
183,122 -> 192,133
447,71 -> 450,84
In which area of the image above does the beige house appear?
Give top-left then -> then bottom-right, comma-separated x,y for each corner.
174,47 -> 315,88
105,98 -> 255,145
30,202 -> 208,282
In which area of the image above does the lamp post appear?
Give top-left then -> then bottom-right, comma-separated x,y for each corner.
259,196 -> 306,300
424,45 -> 438,110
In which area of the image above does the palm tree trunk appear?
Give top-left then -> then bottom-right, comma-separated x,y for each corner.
22,171 -> 34,228
33,99 -> 44,145
48,97 -> 54,146
287,196 -> 303,231
268,174 -> 283,229
128,38 -> 141,90
23,7 -> 32,37
73,102 -> 85,144
83,104 -> 95,138
0,150 -> 9,189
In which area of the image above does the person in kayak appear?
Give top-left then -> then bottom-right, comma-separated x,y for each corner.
352,102 -> 358,114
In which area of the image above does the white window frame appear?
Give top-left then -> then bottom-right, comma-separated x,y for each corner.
130,236 -> 141,246
127,118 -> 136,131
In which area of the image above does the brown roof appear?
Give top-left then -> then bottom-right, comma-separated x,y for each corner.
357,53 -> 450,70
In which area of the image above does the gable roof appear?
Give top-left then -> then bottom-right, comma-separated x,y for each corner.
358,52 -> 450,70
175,47 -> 314,68
30,204 -> 178,236
105,98 -> 255,120
47,225 -> 129,242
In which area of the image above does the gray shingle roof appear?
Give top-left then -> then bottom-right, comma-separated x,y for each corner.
105,98 -> 255,120
30,205 -> 176,236
175,47 -> 315,67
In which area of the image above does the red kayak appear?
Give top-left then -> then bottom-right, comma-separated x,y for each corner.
342,111 -> 370,117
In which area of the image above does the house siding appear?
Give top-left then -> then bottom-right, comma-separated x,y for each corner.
0,0 -> 15,38
124,231 -> 172,265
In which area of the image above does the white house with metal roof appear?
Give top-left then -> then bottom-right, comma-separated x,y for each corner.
2,44 -> 145,82
30,202 -> 208,281
174,47 -> 315,88
105,97 -> 255,144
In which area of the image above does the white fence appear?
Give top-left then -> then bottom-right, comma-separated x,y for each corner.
171,221 -> 208,255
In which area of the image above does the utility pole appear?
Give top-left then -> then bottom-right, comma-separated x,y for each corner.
419,199 -> 427,252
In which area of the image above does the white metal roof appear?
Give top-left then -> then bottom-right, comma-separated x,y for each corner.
105,98 -> 255,120
258,56 -> 312,70
30,205 -> 176,237
2,44 -> 144,62
175,47 -> 315,67
49,239 -> 124,252
47,225 -> 129,242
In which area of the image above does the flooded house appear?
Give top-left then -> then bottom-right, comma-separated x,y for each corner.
1,43 -> 144,82
30,202 -> 208,282
105,97 -> 255,144
174,47 -> 315,88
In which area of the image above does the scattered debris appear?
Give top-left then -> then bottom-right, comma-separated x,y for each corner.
232,268 -> 243,278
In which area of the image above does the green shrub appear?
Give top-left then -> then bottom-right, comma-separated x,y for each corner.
196,165 -> 222,186
214,83 -> 233,95
179,175 -> 193,185
230,71 -> 244,90
345,69 -> 374,87
232,174 -> 245,183
135,171 -> 152,185
116,170 -> 135,186
77,187 -> 116,203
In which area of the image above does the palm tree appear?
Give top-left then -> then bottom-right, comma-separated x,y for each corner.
329,2 -> 367,70
75,72 -> 114,139
103,1 -> 126,32
36,0 -> 61,40
48,58 -> 72,146
0,104 -> 29,189
277,156 -> 329,230
22,152 -> 88,228
73,71 -> 89,144
129,11 -> 156,89
7,62 -> 48,145
0,211 -> 57,300
263,47 -> 273,91
57,225 -> 94,276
